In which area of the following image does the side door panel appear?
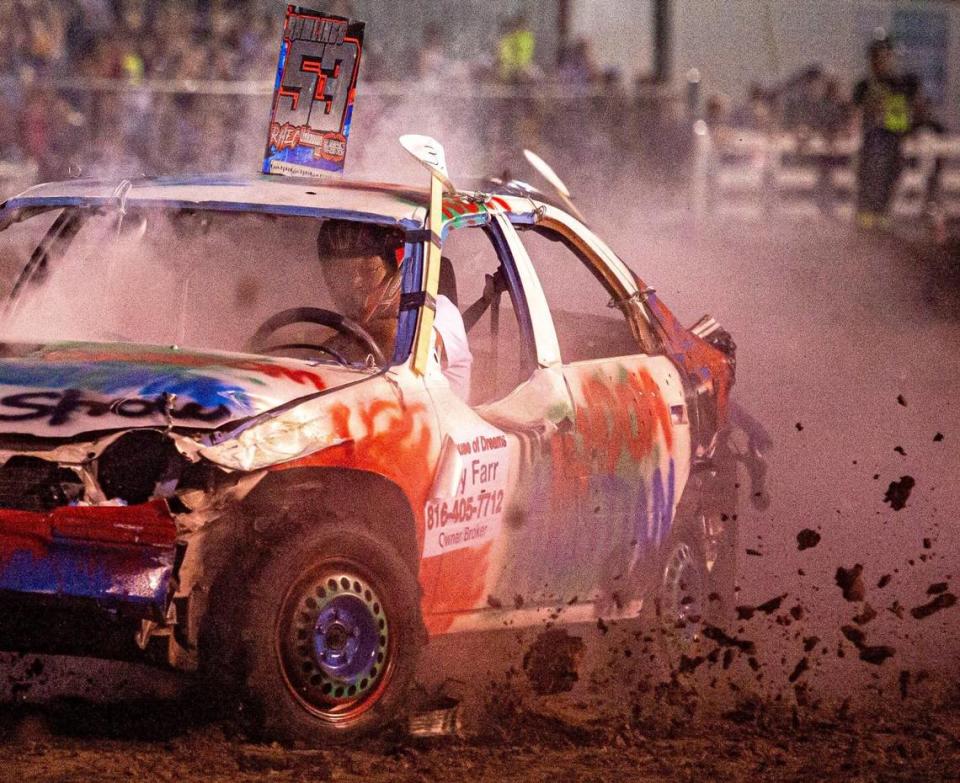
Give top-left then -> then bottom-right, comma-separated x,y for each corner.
508,216 -> 693,609
418,206 -> 694,630
483,356 -> 689,610
558,356 -> 690,603
419,218 -> 574,632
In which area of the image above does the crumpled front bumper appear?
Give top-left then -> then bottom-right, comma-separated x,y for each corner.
0,499 -> 178,616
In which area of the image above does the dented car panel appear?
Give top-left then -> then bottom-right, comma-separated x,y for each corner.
644,292 -> 734,458
0,500 -> 176,612
0,174 -> 734,667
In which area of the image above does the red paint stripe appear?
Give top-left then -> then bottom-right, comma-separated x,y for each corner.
0,500 -> 177,548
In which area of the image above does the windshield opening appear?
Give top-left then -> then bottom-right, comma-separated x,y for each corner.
0,208 -> 405,368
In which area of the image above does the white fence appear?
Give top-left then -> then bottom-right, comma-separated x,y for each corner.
3,71 -> 960,229
693,127 -> 960,222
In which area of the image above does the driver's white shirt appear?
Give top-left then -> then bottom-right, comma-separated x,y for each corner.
433,294 -> 473,401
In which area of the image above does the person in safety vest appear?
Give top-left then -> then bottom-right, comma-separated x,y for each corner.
497,14 -> 536,84
853,37 -> 920,229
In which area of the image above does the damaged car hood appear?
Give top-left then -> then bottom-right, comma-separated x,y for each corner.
0,342 -> 372,438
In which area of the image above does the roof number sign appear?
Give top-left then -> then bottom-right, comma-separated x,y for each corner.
263,5 -> 365,177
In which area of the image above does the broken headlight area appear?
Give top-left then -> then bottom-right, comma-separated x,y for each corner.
0,428 -> 245,522
97,429 -> 186,505
89,430 -> 255,523
691,315 -> 737,379
0,455 -> 85,511
200,404 -> 348,472
0,429 -> 250,646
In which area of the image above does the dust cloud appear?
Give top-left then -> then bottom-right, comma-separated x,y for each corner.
328,83 -> 960,730
387,83 -> 960,726
610,211 -> 960,704
0,210 -> 355,355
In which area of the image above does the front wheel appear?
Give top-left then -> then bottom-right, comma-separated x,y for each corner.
240,524 -> 422,745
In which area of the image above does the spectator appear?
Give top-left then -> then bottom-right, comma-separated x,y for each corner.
119,0 -> 151,39
817,78 -> 853,140
853,36 -> 920,229
781,66 -> 826,133
0,3 -> 27,76
26,7 -> 69,72
705,93 -> 732,132
76,0 -> 115,36
558,39 -> 597,86
419,23 -> 450,85
730,83 -> 775,132
497,14 -> 536,84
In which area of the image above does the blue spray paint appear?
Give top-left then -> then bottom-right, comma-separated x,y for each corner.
0,361 -> 253,413
635,457 -> 676,548
0,544 -> 173,610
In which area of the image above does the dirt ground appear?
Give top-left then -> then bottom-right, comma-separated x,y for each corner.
0,679 -> 958,782
0,218 -> 958,782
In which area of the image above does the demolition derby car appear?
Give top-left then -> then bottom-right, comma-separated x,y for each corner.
0,140 -> 736,743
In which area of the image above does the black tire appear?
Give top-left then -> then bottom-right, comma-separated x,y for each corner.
655,519 -> 713,671
655,453 -> 739,672
238,523 -> 422,746
701,437 -> 740,628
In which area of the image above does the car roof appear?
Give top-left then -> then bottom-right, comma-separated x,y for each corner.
2,174 -> 437,228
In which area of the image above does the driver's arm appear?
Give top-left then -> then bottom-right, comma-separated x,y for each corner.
434,294 -> 473,401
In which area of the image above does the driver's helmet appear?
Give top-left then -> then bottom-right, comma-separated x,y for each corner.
316,220 -> 405,327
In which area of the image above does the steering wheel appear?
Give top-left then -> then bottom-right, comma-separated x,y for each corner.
247,307 -> 386,367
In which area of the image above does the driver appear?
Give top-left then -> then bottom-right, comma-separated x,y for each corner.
317,220 -> 405,356
317,220 -> 473,400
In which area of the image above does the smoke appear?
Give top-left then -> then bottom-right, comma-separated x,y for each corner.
342,74 -> 960,706
620,212 -> 960,703
1,210 -> 349,354
362,58 -> 960,703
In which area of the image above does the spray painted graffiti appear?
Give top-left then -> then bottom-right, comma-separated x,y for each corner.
0,346 -> 334,429
0,390 -> 229,425
41,346 -> 330,393
0,501 -> 177,609
493,455 -> 676,604
635,459 -> 676,548
0,361 -> 253,416
485,362 -> 681,606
